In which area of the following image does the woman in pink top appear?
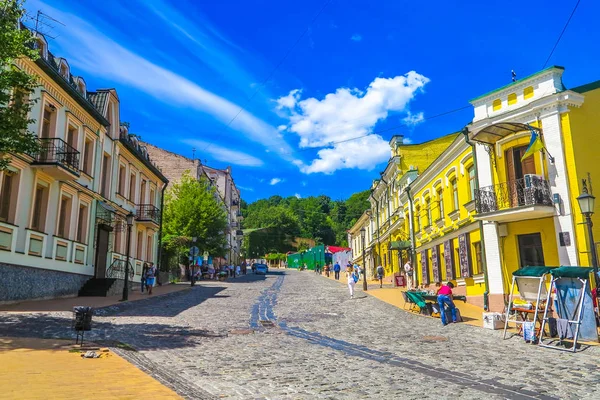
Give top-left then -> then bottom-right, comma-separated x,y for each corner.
437,282 -> 457,326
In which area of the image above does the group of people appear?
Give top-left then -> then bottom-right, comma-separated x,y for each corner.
141,262 -> 158,295
192,263 -> 248,282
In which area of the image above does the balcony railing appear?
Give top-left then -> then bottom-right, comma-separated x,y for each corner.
34,137 -> 80,173
136,204 -> 160,225
475,177 -> 553,214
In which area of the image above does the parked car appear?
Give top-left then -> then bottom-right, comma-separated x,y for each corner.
254,263 -> 268,275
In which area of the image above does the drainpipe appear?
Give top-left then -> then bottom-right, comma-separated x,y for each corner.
462,127 -> 490,311
405,184 -> 417,286
156,181 -> 168,278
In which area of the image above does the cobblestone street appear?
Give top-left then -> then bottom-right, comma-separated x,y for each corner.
1,270 -> 600,399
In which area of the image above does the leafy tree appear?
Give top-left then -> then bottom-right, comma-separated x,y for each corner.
162,172 -> 228,260
0,0 -> 40,170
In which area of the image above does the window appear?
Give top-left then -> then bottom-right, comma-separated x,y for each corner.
31,184 -> 49,231
76,203 -> 88,243
523,86 -> 534,100
101,154 -> 111,198
415,206 -> 421,231
59,63 -> 68,78
492,99 -> 502,111
149,188 -> 155,206
472,241 -> 483,275
146,234 -> 153,262
140,180 -> 147,204
451,179 -> 459,211
57,195 -> 72,238
114,228 -> 122,254
83,138 -> 94,175
424,198 -> 431,227
35,38 -> 47,58
41,105 -> 56,138
518,233 -> 545,268
66,125 -> 78,151
0,172 -> 19,223
118,164 -> 126,196
129,172 -> 136,202
508,93 -> 517,105
436,188 -> 444,220
136,231 -> 143,259
468,166 -> 476,201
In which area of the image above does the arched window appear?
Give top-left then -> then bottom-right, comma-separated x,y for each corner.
524,86 -> 534,100
508,93 -> 517,105
492,99 -> 502,112
35,37 -> 47,59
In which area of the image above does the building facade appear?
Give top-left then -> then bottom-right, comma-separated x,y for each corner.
0,33 -> 168,303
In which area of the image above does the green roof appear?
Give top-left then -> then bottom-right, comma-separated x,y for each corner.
469,65 -> 565,103
512,266 -> 556,277
571,79 -> 600,94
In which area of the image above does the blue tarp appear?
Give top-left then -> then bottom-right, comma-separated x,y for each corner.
554,277 -> 598,342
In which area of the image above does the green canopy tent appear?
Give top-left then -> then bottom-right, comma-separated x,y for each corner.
503,266 -> 557,340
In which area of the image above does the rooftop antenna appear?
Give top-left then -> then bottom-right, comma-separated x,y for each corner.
511,70 -> 517,82
27,10 -> 64,40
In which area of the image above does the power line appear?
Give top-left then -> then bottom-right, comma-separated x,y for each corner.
542,0 -> 581,69
203,0 -> 333,154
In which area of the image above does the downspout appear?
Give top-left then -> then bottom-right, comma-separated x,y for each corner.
156,181 -> 168,277
462,127 -> 490,311
381,176 -> 392,273
405,184 -> 417,286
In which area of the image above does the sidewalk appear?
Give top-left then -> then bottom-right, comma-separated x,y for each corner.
0,337 -> 181,399
0,283 -> 191,313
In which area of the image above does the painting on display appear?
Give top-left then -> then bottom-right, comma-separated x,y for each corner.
458,233 -> 472,278
431,245 -> 441,283
420,250 -> 429,285
444,240 -> 454,280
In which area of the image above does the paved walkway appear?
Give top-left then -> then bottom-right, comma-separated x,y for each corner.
0,337 -> 181,399
1,270 -> 600,399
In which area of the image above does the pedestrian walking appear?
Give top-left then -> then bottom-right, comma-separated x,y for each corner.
141,263 -> 148,293
324,263 -> 330,277
315,263 -> 320,274
437,282 -> 457,326
146,263 -> 157,295
404,260 -> 413,289
151,262 -> 161,286
376,264 -> 384,288
236,265 -> 241,276
346,265 -> 358,299
353,264 -> 361,280
333,262 -> 341,280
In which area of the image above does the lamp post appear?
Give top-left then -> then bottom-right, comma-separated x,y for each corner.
360,227 -> 367,291
121,212 -> 135,301
577,179 -> 600,297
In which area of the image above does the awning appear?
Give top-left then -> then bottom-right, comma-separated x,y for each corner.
327,246 -> 351,254
512,266 -> 557,277
470,122 -> 540,145
550,266 -> 594,279
390,241 -> 411,250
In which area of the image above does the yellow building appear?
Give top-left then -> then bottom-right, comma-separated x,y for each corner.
0,32 -> 167,302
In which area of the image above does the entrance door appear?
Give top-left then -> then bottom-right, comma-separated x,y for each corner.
505,146 -> 536,207
95,224 -> 112,278
518,233 -> 545,268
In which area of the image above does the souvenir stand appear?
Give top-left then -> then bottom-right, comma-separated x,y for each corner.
503,266 -> 556,340
538,267 -> 598,353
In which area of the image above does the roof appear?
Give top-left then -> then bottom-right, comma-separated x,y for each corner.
571,79 -> 600,94
326,246 -> 351,254
88,91 -> 110,114
469,65 -> 565,103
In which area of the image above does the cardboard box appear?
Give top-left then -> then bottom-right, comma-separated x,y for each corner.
483,312 -> 504,330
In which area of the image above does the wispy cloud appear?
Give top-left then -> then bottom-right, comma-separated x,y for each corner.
182,139 -> 263,167
237,185 -> 254,192
295,193 -> 301,199
402,111 -> 425,126
270,178 -> 282,185
351,34 -> 362,42
32,1 -> 296,162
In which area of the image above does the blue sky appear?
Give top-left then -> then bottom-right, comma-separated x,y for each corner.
26,0 -> 600,202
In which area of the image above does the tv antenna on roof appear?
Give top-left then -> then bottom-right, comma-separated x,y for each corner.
23,10 -> 64,40
511,70 -> 517,82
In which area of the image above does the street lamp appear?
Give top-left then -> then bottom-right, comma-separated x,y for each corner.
360,227 -> 367,291
121,212 -> 135,301
577,179 -> 600,297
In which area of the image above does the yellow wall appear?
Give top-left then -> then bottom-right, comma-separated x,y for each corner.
395,133 -> 458,173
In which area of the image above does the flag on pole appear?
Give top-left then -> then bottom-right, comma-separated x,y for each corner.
521,129 -> 545,161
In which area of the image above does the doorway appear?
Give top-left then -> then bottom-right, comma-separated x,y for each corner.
518,233 -> 545,268
95,224 -> 112,278
505,146 -> 536,207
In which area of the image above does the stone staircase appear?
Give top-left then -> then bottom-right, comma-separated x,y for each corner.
78,278 -> 117,297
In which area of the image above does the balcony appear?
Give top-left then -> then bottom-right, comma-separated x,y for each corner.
231,199 -> 239,207
31,138 -> 80,179
135,204 -> 160,226
474,177 -> 554,222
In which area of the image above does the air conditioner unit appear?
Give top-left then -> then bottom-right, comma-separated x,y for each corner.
524,174 -> 543,188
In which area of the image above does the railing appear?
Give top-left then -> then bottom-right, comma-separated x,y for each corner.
34,138 -> 80,172
107,259 -> 134,280
136,204 -> 160,224
475,177 -> 553,214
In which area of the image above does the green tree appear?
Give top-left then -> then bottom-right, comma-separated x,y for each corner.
0,0 -> 40,170
162,172 -> 228,259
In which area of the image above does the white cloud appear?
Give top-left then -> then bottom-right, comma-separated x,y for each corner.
275,89 -> 302,111
402,137 -> 413,144
402,111 -> 425,126
275,71 -> 430,174
31,1 -> 295,161
295,193 -> 302,199
351,34 -> 363,42
237,185 -> 254,192
270,178 -> 282,185
277,125 -> 287,132
182,139 -> 263,167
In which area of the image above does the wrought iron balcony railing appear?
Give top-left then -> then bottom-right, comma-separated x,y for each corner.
135,204 -> 160,225
475,176 -> 553,214
34,137 -> 80,173
107,259 -> 134,280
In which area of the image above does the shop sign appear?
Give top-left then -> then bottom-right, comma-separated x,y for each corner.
458,233 -> 472,278
444,240 -> 454,280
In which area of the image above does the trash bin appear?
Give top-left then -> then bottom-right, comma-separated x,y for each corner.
72,306 -> 93,345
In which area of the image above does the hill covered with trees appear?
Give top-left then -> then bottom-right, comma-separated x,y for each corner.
241,190 -> 370,255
